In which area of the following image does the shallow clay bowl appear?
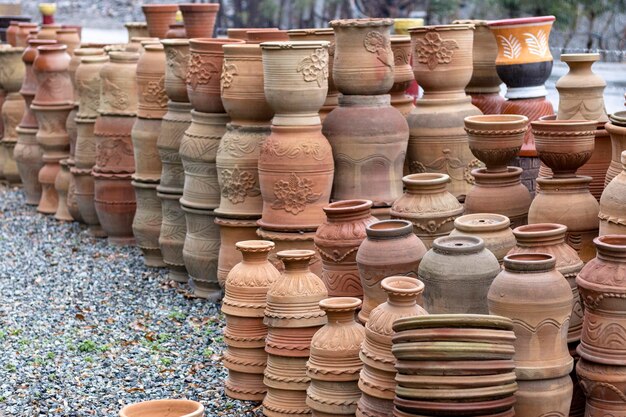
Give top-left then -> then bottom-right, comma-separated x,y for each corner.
395,371 -> 517,389
395,382 -> 518,401
392,314 -> 513,333
392,327 -> 516,345
393,405 -> 515,417
391,341 -> 515,361
394,395 -> 516,416
395,359 -> 516,376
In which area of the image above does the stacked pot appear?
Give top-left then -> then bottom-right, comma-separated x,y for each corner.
324,18 -> 408,217
391,314 -> 518,417
0,46 -> 25,186
599,150 -> 626,236
389,34 -> 415,116
605,111 -> 626,190
92,51 -> 139,244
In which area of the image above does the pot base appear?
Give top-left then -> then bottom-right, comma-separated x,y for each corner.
167,267 -> 188,284
88,224 -> 107,238
107,236 -> 136,246
141,248 -> 166,268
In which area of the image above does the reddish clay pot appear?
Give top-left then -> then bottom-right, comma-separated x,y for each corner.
36,24 -> 61,41
179,3 -> 219,38
131,118 -> 162,183
132,180 -> 165,268
246,29 -> 289,44
98,51 -> 139,117
93,115 -> 135,175
74,117 -> 97,169
55,28 -> 80,55
158,191 -> 188,283
20,39 -> 56,129
356,219 -> 427,324
256,227 -> 323,277
215,217 -> 260,287
1,92 -> 25,185
157,101 -> 192,194
599,150 -> 626,235
501,97 -> 555,157
6,21 -> 20,46
16,23 -> 38,47
226,27 -> 277,40
119,399 -> 204,417
314,199 -> 378,298
93,172 -> 136,245
136,43 -> 167,119
32,44 -> 72,106
161,39 -> 189,103
165,24 -> 185,39
141,4 -> 178,39
450,213 -> 515,263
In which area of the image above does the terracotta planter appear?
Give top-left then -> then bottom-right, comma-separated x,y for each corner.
330,18 -> 394,95
93,115 -> 135,174
256,227 -> 322,277
93,172 -> 136,245
158,191 -> 187,283
389,35 -> 415,116
577,122 -> 611,201
357,276 -> 427,416
181,205 -> 221,299
136,43 -> 167,119
307,297 -> 365,416
600,151 -> 626,236
261,41 -> 330,126
6,21 -> 20,46
222,240 -> 280,401
257,124 -> 333,232
577,358 -> 626,417
69,48 -> 104,106
141,4 -> 178,39
450,213 -> 515,263
127,37 -> 159,54
75,55 -> 108,120
32,44 -> 71,106
314,199 -> 378,298
36,24 -> 61,41
246,29 -> 289,44
131,117 -> 162,183
15,125 -> 43,204
390,173 -> 464,248
161,39 -> 189,103
605,113 -> 626,186
518,376 -> 576,417
186,38 -> 244,114
0,47 -> 25,95
55,28 -> 80,55
132,180 -> 165,268
508,223 -> 584,344
15,23 -> 38,48
67,161 -> 83,222
73,164 -> 105,236
179,111 -> 229,210
323,94 -> 408,207
54,159 -> 73,221
556,53 -> 608,122
356,219 -> 427,324
215,217 -> 260,287
157,101 -> 192,194
119,399 -> 204,417
98,51 -> 139,117
74,117 -> 97,169
124,22 -> 149,42
179,3 -> 219,38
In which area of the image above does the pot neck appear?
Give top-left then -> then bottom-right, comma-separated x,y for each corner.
339,94 -> 390,108
324,199 -> 373,223
433,235 -> 484,255
320,297 -> 361,324
366,220 -> 413,240
472,167 -> 522,187
403,173 -> 450,195
595,236 -> 626,263
513,223 -> 567,248
238,240 -> 274,263
382,277 -> 423,308
278,250 -> 315,272
536,176 -> 592,193
503,253 -> 556,273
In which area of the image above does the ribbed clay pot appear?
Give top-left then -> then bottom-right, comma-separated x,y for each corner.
508,223 -> 584,344
222,240 -> 280,401
307,297 -> 365,417
179,3 -> 219,38
450,213 -> 515,263
132,180 -> 164,268
314,199 -> 378,298
141,4 -> 178,39
330,18 -> 394,95
357,276 -> 427,417
157,101 -> 192,194
390,35 -> 415,116
161,39 -> 189,103
136,43 -> 167,120
390,173 -> 464,248
98,51 -> 139,117
119,399 -> 204,417
356,219 -> 427,324
604,112 -> 626,186
322,94 -> 408,207
556,53 -> 608,122
215,217 -> 260,287
420,235 -> 500,314
158,190 -> 187,283
93,172 -> 136,245
124,22 -> 149,42
600,150 -> 626,236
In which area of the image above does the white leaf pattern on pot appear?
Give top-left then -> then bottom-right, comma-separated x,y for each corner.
523,30 -> 549,57
497,34 -> 521,60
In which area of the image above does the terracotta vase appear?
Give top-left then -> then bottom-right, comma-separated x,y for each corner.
179,3 -> 219,38
93,115 -> 135,175
161,39 -> 190,104
179,111 -> 229,210
389,35 -> 415,116
307,297 -> 365,416
55,28 -> 80,55
263,250 -> 328,417
54,159 -> 73,221
450,213 -> 516,263
1,92 -> 25,185
287,28 -> 337,119
15,125 -> 43,204
157,190 -> 187,283
119,399 -> 204,417
136,43 -> 167,119
75,55 -> 108,120
314,199 -> 378,298
157,101 -> 192,194
577,358 -> 626,417
70,48 -> 103,106
514,376 -> 574,417
556,53 -> 608,122
131,118 -> 162,183
141,4 -> 178,39
356,219 -> 427,324
36,24 -> 61,41
186,38 -> 244,114
124,22 -> 149,42
605,112 -> 626,186
357,276 -> 427,417
74,116 -> 98,169
6,21 -> 20,46
20,40 -> 54,128
572,122 -> 611,201
600,151 -> 626,236
256,227 -> 323,277
132,180 -> 164,268
390,173 -> 464,248
322,94 -> 408,207
330,18 -> 394,95
98,51 -> 139,117
215,217 -> 259,286
222,240 -> 280,401
15,22 -> 37,47
93,172 -> 136,245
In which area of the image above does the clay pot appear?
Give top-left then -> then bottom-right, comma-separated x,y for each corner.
132,179 -> 165,268
600,151 -> 626,236
532,119 -> 597,178
36,24 -> 61,41
322,94 -> 408,207
556,53 -> 608,122
0,46 -> 25,93
15,125 -> 43,204
69,48 -> 104,104
222,240 -> 280,401
141,4 -> 178,39
127,37 -> 159,54
357,276 -> 427,416
98,51 -> 139,116
578,122 -> 611,201
330,18 -> 394,95
1,92 -> 25,184
389,35 -> 415,116
93,172 -> 136,245
119,399 -> 204,417
179,111 -> 229,210
93,115 -> 135,175
20,39 -> 55,129
181,205 -> 221,300
131,118 -> 162,183
15,23 -> 38,47
356,219 -> 427,324
307,297 -> 365,416
179,3 -> 219,38
390,173 -> 464,248
489,253 -> 573,378
464,114 -> 529,173
215,217 -> 259,287
136,43 -> 167,119
577,235 -> 626,365
32,44 -> 72,107
157,101 -> 192,194
186,38 -> 244,114
74,117 -> 97,169
157,191 -> 187,283
55,28 -> 80,55
161,39 -> 189,103
257,124 -> 334,232
226,27 -> 267,40
529,176 -> 599,262
165,24 -> 186,40
501,97 -> 555,158
246,29 -> 289,44
75,55 -> 108,119
314,199 -> 378,298
6,21 -> 20,46
261,40 -> 329,126
605,113 -> 626,186
508,223 -> 584,344
577,358 -> 626,417
54,159 -> 73,221
514,376 -> 574,417
124,22 -> 149,42
256,227 -> 323,277
450,213 -> 515,263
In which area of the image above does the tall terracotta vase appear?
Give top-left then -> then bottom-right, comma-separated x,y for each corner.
605,112 -> 626,186
357,276 -> 427,417
141,4 -> 178,39
450,213 -> 516,263
556,53 -> 607,122
131,180 -> 163,267
407,24 -> 482,200
307,297 -> 365,416
263,250 -> 328,417
600,150 -> 626,236
179,3 -> 219,38
356,219 -> 427,324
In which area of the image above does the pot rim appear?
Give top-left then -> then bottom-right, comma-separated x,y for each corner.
402,173 -> 450,186
453,213 -> 510,232
119,399 -> 204,417
260,40 -> 330,49
222,43 -> 261,55
179,3 -> 220,11
108,50 -> 139,62
74,47 -> 105,56
319,296 -> 362,311
503,253 -> 556,272
287,28 -> 334,36
235,239 -> 275,252
124,22 -> 147,28
531,119 -> 598,134
141,4 -> 179,12
18,22 -> 38,28
381,276 -> 424,295
323,199 -> 373,215
453,19 -> 489,27
393,314 -> 513,332
464,114 -> 529,129
391,34 -> 411,42
0,46 -> 24,54
513,223 -> 567,238
609,111 -> 626,124
409,23 -> 475,33
488,15 -> 555,27
160,38 -> 190,47
365,219 -> 413,238
37,44 -> 67,53
432,235 -> 485,254
144,43 -> 164,52
81,55 -> 109,64
189,37 -> 245,50
560,53 -> 600,63
276,249 -> 316,260
329,18 -> 394,28
594,234 -> 626,251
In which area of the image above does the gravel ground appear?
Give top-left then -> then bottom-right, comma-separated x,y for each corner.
0,185 -> 262,416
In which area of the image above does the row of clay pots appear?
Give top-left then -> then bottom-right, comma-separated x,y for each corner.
141,3 -> 219,40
